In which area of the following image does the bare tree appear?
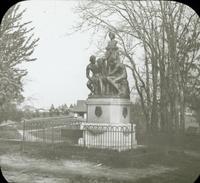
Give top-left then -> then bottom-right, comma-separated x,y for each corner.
74,1 -> 200,132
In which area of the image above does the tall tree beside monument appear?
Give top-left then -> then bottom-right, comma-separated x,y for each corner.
0,4 -> 39,122
76,1 -> 200,132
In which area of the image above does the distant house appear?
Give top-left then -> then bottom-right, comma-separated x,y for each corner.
22,105 -> 36,112
185,107 -> 194,116
37,108 -> 49,113
71,100 -> 87,119
185,114 -> 198,128
183,106 -> 200,135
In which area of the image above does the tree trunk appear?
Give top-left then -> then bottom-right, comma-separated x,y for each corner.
179,90 -> 185,131
159,76 -> 169,132
151,56 -> 159,131
144,44 -> 152,132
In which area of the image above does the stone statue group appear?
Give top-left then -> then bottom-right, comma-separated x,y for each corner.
86,32 -> 130,98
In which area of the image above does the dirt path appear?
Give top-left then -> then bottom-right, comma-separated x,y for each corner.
0,153 -> 176,183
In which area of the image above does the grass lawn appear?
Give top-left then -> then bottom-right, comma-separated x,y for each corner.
0,125 -> 21,139
0,118 -> 199,183
0,137 -> 200,183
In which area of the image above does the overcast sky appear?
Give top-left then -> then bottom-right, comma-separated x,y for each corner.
12,0 -> 136,109
13,0 -> 95,109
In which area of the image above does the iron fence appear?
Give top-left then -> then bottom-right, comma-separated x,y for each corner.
21,119 -> 83,143
81,124 -> 136,151
21,119 -> 136,151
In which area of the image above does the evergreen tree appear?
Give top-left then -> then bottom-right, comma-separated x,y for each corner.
0,4 -> 39,121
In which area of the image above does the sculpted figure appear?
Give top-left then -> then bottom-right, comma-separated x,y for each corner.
86,32 -> 130,98
107,59 -> 130,98
86,55 -> 100,96
96,57 -> 107,95
105,32 -> 120,64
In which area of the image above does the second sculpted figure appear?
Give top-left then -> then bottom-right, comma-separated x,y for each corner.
86,32 -> 130,98
86,55 -> 100,96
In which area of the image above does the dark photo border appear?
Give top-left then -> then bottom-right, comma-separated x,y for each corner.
0,0 -> 199,183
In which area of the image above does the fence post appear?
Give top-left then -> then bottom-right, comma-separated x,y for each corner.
21,119 -> 25,152
43,123 -> 45,143
131,122 -> 133,149
83,125 -> 86,147
51,121 -> 55,155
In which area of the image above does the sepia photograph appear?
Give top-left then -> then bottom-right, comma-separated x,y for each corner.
0,0 -> 200,182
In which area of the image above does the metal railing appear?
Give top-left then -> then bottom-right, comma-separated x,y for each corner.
21,119 -> 136,151
81,124 -> 136,151
21,119 -> 83,143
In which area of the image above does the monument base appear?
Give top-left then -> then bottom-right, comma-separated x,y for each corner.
86,98 -> 131,124
79,123 -> 137,151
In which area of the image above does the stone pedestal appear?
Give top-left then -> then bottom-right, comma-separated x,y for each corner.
86,98 -> 131,124
79,97 -> 137,151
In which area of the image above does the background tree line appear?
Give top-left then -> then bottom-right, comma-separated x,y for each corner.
75,1 -> 200,132
22,104 -> 71,119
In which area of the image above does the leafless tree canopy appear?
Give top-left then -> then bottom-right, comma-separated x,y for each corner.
75,1 -> 200,132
